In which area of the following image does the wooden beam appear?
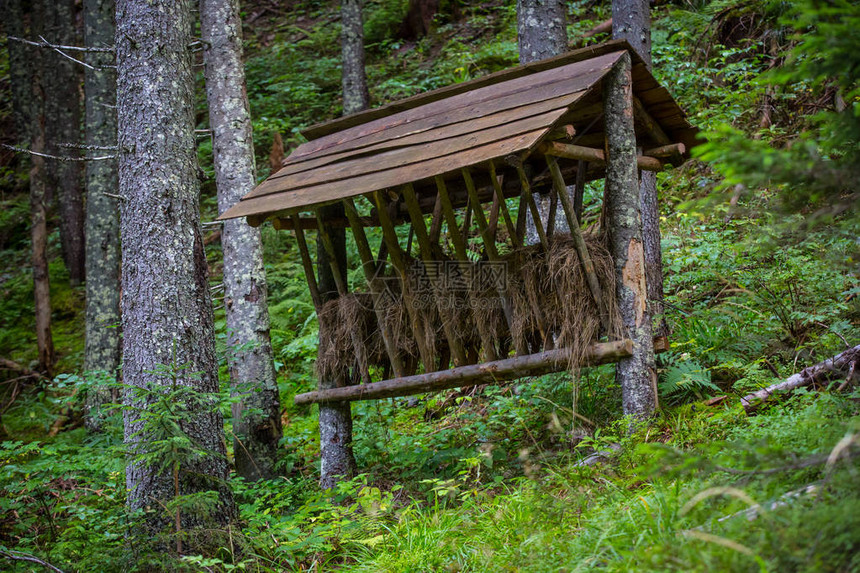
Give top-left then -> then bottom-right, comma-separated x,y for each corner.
273,215 -> 375,231
295,339 -> 634,404
513,161 -> 549,249
633,96 -> 670,146
644,143 -> 685,158
540,141 -> 665,172
343,198 -> 408,378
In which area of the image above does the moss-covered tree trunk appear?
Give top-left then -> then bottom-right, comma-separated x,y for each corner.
83,0 -> 121,431
116,0 -> 235,532
603,52 -> 657,421
201,0 -> 283,481
44,0 -> 86,286
341,0 -> 369,116
612,0 -> 665,335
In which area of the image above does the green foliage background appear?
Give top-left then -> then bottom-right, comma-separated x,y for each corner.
0,0 -> 858,570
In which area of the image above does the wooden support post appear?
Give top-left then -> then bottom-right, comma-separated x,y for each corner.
315,209 -> 372,385
343,198 -> 409,378
514,162 -> 549,250
373,190 -> 435,369
402,183 -> 469,367
546,155 -> 606,331
428,190 -> 444,245
434,176 -> 469,261
462,167 -> 516,332
488,159 -> 520,249
574,160 -> 586,221
604,52 -> 657,421
488,191 -> 501,242
294,339 -> 635,404
291,214 -> 322,311
546,179 -> 559,238
315,210 -> 348,296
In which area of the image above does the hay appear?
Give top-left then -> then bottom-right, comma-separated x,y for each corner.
315,231 -> 622,381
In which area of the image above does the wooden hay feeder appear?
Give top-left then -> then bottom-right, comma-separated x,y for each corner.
220,40 -> 697,406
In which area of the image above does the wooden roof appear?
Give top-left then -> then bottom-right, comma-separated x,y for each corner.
220,40 -> 698,224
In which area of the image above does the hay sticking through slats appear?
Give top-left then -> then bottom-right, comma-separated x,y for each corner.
314,232 -> 621,381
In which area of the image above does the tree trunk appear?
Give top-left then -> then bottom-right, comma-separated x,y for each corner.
201,0 -> 283,481
603,52 -> 657,421
612,0 -> 665,335
43,0 -> 86,285
116,0 -> 235,534
341,0 -> 369,115
4,0 -> 32,147
399,0 -> 439,40
317,202 -> 356,490
83,0 -> 121,431
517,0 -> 568,246
517,0 -> 567,64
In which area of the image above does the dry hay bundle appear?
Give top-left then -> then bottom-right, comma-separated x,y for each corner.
504,233 -> 622,368
315,231 -> 621,381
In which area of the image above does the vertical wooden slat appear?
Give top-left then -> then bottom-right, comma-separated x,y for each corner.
546,155 -> 607,330
574,159 -> 586,221
291,213 -> 322,311
515,163 -> 549,250
315,208 -> 371,384
373,190 -> 436,370
462,168 -> 517,336
343,197 -> 408,378
488,191 -> 501,243
546,181 -> 559,238
488,159 -> 520,249
434,176 -> 469,261
402,183 -> 468,367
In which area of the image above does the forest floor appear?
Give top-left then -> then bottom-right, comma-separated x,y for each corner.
0,0 -> 858,571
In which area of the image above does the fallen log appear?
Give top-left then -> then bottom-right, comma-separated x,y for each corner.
741,344 -> 859,415
295,339 -> 635,405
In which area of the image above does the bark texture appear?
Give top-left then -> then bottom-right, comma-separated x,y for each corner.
116,0 -> 234,533
603,53 -> 657,421
517,0 -> 568,246
4,0 -> 31,145
341,0 -> 369,115
83,0 -> 121,431
612,0 -> 665,334
201,0 -> 283,481
517,0 -> 567,64
44,0 -> 86,285
317,203 -> 357,490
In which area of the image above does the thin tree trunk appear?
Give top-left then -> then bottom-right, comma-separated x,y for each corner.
517,0 -> 569,245
603,52 -> 657,421
341,0 -> 369,116
4,0 -> 54,375
83,0 -> 121,431
201,0 -> 283,481
116,0 -> 235,533
4,0 -> 32,147
44,0 -> 86,285
612,0 -> 665,335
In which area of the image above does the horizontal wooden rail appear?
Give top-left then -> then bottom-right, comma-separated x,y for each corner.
540,141 -> 665,172
295,338 -> 662,405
